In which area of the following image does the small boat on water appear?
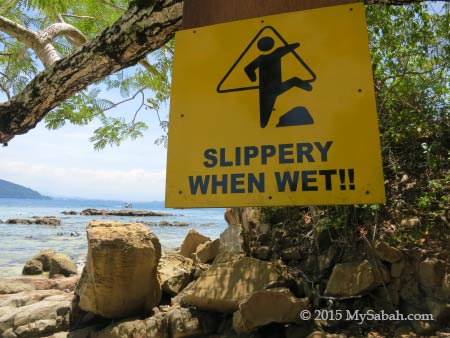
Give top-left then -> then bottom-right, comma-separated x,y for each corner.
124,202 -> 133,209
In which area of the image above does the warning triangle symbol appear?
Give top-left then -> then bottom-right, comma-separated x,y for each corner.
217,26 -> 316,94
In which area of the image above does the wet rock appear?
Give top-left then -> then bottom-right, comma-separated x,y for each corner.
219,224 -> 246,254
418,258 -> 445,288
233,288 -> 309,334
181,253 -> 286,313
173,221 -> 189,227
62,211 -> 79,215
49,254 -> 77,278
374,241 -> 403,263
22,260 -> 43,276
32,249 -> 56,272
179,229 -> 210,258
6,217 -> 61,226
158,254 -> 194,296
193,239 -> 220,263
77,221 -> 161,319
324,260 -> 390,297
80,208 -> 173,217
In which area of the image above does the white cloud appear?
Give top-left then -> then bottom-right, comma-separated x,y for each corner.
0,161 -> 166,201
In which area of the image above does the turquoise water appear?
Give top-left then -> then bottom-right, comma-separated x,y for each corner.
0,198 -> 227,278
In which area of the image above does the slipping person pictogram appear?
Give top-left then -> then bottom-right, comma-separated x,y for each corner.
217,26 -> 316,128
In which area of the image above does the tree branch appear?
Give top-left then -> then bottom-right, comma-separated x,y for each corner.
40,23 -> 87,47
0,0 -> 183,143
60,14 -> 95,20
0,15 -> 39,48
0,15 -> 87,67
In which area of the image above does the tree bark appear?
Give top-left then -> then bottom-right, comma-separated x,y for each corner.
0,0 -> 432,144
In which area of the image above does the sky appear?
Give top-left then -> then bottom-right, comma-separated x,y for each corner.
0,92 -> 169,202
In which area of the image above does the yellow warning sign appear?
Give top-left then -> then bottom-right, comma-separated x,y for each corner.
166,3 -> 386,208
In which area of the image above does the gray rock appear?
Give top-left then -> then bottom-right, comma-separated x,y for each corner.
219,224 -> 246,255
49,254 -> 77,278
22,260 -> 43,276
32,249 -> 56,272
6,217 -> 61,226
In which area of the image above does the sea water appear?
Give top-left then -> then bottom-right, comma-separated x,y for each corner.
0,198 -> 228,278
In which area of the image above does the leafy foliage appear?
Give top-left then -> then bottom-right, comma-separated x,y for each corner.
366,2 -> 449,217
1,0 -> 170,149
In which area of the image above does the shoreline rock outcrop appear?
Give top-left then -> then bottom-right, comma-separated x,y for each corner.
80,209 -> 174,217
6,217 -> 61,226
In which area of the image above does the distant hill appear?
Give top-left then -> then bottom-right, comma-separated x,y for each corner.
0,179 -> 50,199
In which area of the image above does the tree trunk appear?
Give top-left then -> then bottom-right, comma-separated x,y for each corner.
0,0 -> 431,144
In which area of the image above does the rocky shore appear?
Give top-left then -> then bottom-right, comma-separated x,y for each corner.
4,217 -> 61,226
78,209 -> 175,217
0,208 -> 449,338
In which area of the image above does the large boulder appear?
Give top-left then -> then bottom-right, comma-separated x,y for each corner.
77,221 -> 161,319
32,249 -> 56,271
181,253 -> 286,313
193,239 -> 220,264
49,254 -> 77,278
324,260 -> 390,297
232,288 -> 309,334
22,259 -> 43,275
158,254 -> 194,296
179,229 -> 210,258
